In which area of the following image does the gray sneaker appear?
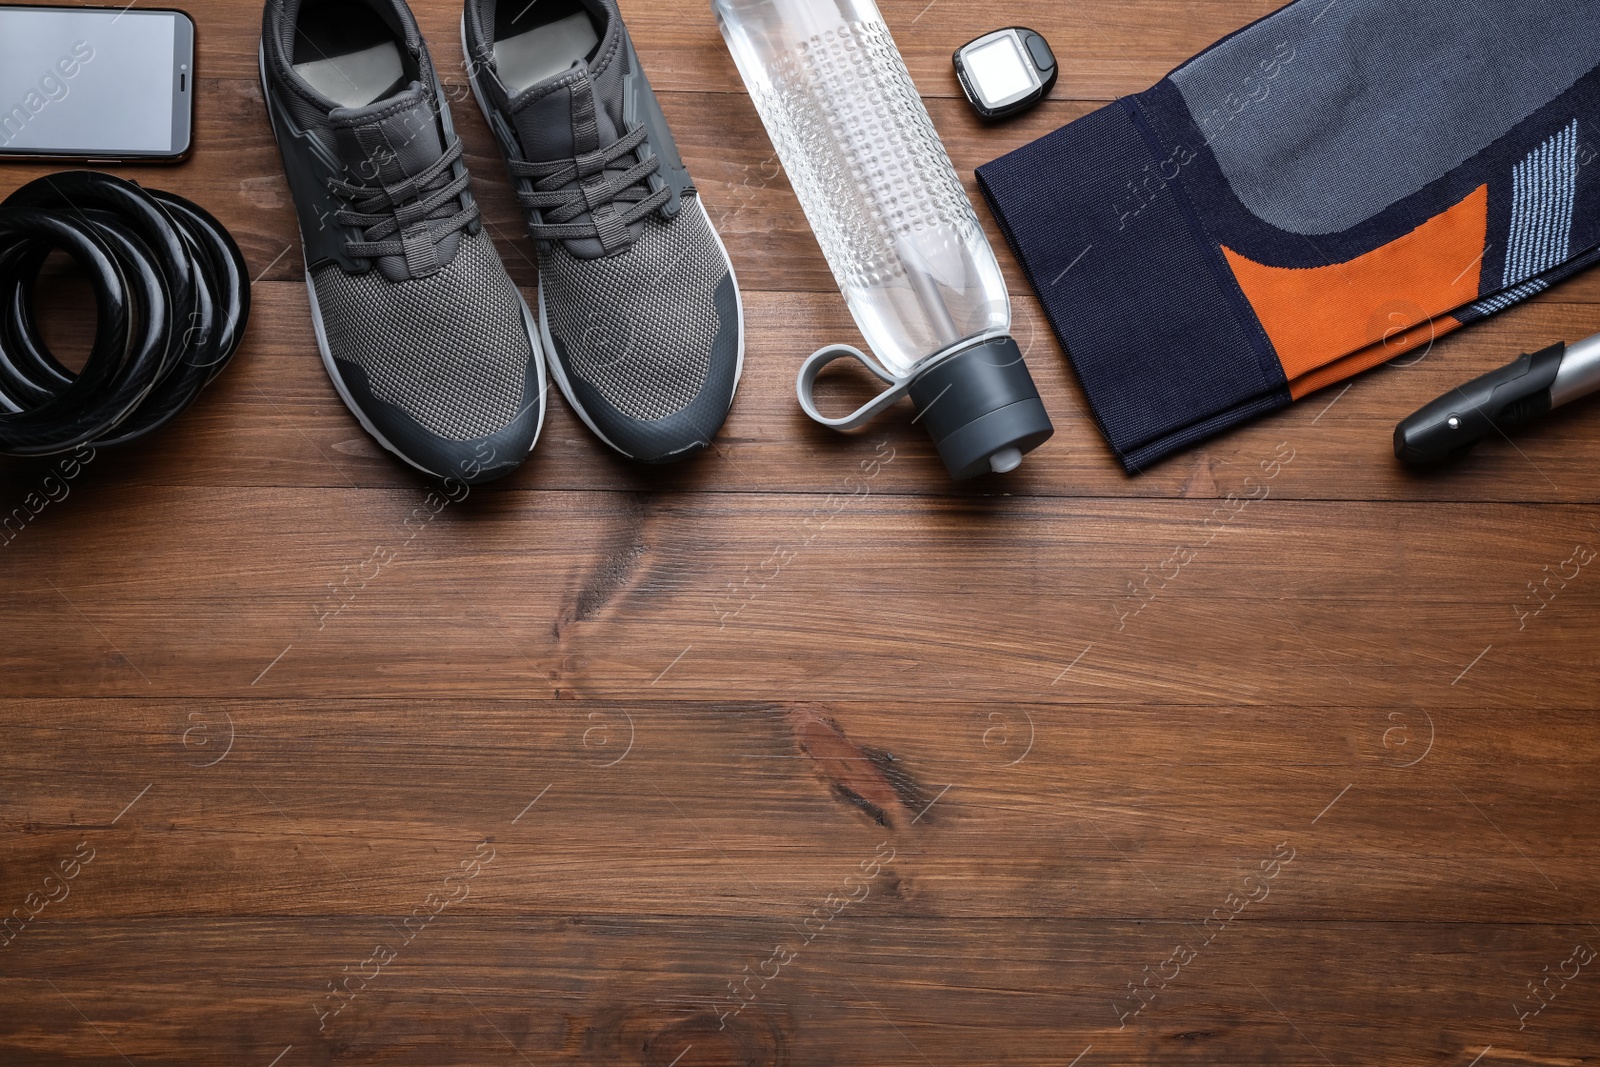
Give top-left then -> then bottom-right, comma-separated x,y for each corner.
462,0 -> 744,464
261,0 -> 546,484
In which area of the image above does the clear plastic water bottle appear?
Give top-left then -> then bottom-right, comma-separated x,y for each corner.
714,0 -> 1053,479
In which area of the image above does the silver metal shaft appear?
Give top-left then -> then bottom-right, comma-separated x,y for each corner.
1551,330 -> 1600,408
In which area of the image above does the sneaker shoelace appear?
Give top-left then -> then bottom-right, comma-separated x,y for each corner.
326,138 -> 479,261
510,124 -> 672,247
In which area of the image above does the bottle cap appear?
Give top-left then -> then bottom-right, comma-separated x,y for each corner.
908,337 -> 1054,479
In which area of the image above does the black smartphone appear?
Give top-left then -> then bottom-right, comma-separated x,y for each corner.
0,5 -> 195,163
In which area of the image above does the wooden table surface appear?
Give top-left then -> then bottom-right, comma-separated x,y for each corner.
4,0 -> 1599,1063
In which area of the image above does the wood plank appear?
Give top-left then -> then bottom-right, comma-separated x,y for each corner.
0,488 -> 1596,703
1,699 -> 1597,922
0,919 -> 1589,1066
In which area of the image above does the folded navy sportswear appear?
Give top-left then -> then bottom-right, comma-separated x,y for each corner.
977,0 -> 1600,472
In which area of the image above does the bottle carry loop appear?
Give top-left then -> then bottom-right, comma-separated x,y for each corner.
795,344 -> 909,432
796,337 -> 995,432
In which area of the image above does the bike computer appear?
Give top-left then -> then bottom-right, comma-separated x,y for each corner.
954,27 -> 1057,122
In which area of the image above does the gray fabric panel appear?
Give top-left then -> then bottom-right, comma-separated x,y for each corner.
313,231 -> 530,439
1171,0 -> 1600,235
330,84 -> 445,183
541,194 -> 724,422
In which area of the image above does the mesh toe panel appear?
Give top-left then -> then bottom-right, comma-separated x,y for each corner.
311,231 -> 532,440
539,197 -> 728,422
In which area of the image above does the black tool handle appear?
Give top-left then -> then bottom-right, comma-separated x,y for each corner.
1393,342 -> 1567,464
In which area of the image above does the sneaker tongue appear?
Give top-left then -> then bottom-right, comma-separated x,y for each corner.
330,82 -> 444,184
328,82 -> 463,281
508,65 -> 621,164
509,63 -> 642,258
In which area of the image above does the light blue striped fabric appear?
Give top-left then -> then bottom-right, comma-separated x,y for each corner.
1474,278 -> 1549,315
1468,120 -> 1579,317
1503,120 -> 1579,287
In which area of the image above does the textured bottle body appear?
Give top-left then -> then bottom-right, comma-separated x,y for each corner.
714,0 -> 1010,376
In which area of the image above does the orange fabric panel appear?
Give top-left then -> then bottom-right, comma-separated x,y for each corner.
1221,185 -> 1489,396
1289,314 -> 1463,399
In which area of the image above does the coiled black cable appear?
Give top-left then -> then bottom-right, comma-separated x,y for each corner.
0,171 -> 249,457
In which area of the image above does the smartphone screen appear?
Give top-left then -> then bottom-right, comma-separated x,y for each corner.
0,6 -> 194,160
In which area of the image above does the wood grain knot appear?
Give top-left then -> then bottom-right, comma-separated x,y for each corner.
787,705 -> 927,830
